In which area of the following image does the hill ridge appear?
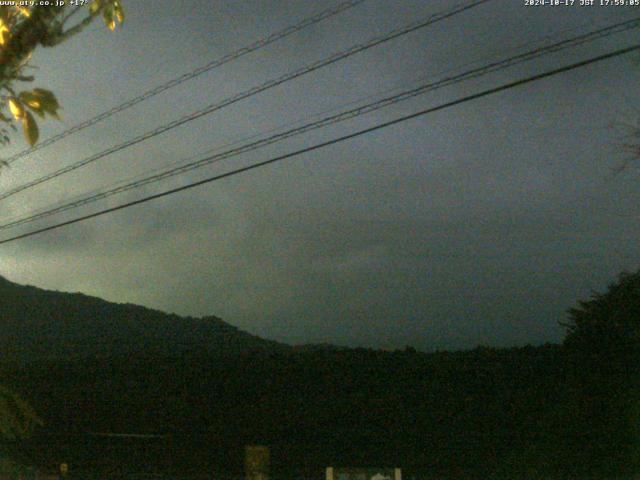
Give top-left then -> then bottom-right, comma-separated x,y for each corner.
0,274 -> 288,361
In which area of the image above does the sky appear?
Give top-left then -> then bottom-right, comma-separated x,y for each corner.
0,0 -> 639,351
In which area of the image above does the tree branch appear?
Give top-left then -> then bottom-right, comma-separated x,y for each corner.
43,7 -> 103,47
0,6 -> 65,87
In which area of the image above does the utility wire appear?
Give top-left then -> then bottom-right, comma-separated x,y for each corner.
0,0 -> 490,202
1,16 -> 637,231
5,11 -> 628,226
1,18 -> 635,227
0,43 -> 637,246
3,0 -> 368,166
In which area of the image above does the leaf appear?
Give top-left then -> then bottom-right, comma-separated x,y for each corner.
22,111 -> 38,146
17,91 -> 46,119
19,91 -> 42,109
0,20 -> 10,47
30,88 -> 60,119
7,98 -> 24,120
30,107 -> 45,119
103,6 -> 115,31
89,0 -> 102,14
102,2 -> 123,31
114,1 -> 124,24
32,88 -> 59,107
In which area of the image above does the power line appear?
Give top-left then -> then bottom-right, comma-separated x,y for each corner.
1,16 -> 637,231
3,0 -> 369,166
4,11 -> 627,227
0,0 -> 490,202
0,43 -> 636,246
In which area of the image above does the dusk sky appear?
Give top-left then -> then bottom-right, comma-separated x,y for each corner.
0,0 -> 639,351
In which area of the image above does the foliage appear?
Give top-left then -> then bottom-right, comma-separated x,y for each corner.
0,456 -> 37,480
560,270 -> 640,478
563,269 -> 640,352
1,274 -> 639,478
0,385 -> 41,440
0,1 -> 124,442
0,0 -> 124,148
3,346 -> 566,479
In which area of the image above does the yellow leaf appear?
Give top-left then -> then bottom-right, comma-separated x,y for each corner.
28,104 -> 45,119
103,7 -> 116,30
22,111 -> 38,146
28,89 -> 60,118
32,88 -> 58,106
8,98 -> 24,120
19,91 -> 41,110
89,0 -> 102,14
114,2 -> 124,24
0,22 -> 9,46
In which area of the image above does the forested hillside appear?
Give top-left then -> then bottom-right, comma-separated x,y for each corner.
0,273 -> 638,479
0,275 -> 286,360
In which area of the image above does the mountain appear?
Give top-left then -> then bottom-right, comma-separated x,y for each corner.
0,274 -> 287,361
0,275 -> 634,478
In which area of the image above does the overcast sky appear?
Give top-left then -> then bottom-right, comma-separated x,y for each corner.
0,0 -> 639,351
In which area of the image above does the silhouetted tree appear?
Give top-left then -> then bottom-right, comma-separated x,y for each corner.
560,270 -> 640,478
563,270 -> 640,353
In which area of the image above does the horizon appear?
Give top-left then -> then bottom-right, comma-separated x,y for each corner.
0,1 -> 639,351
0,269 -> 583,353
1,3 -> 639,479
